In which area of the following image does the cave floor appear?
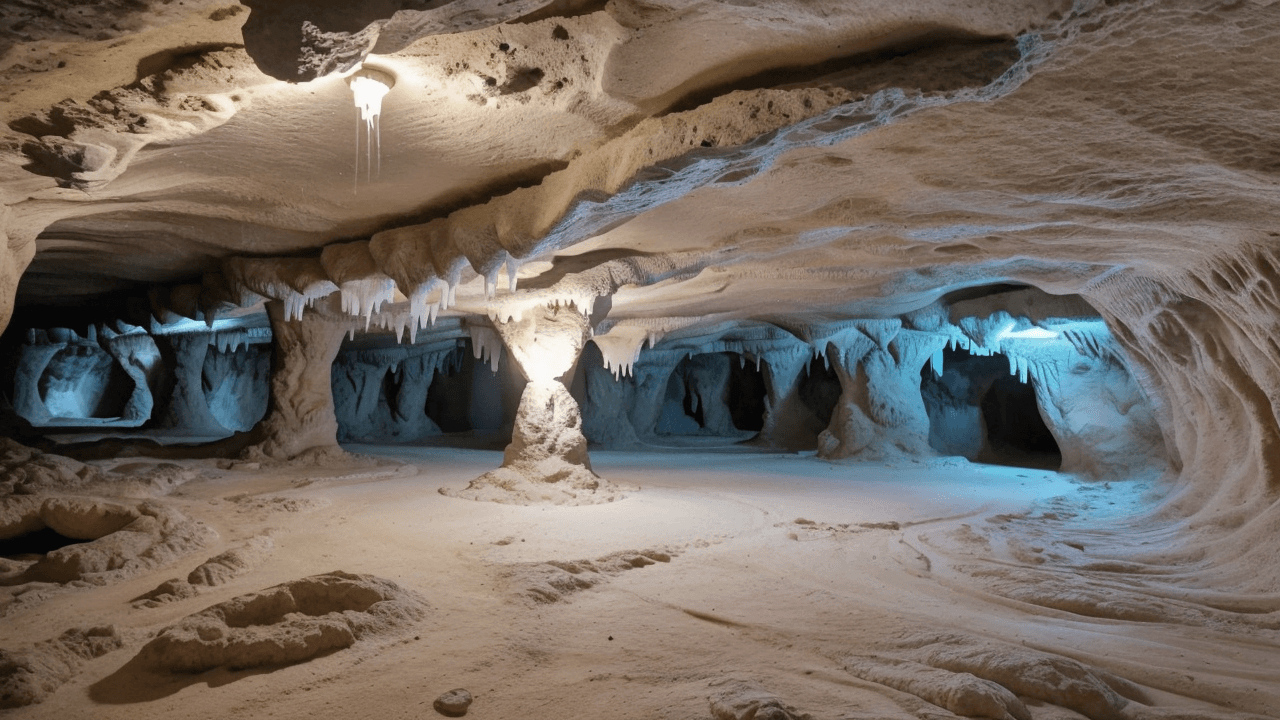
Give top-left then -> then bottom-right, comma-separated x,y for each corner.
6,445 -> 1276,719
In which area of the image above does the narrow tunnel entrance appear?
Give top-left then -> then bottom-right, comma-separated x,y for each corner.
921,347 -> 1060,470
979,371 -> 1060,469
659,352 -> 766,437
425,347 -> 472,434
0,527 -> 83,562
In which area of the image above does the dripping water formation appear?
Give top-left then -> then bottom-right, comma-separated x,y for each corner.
348,67 -> 395,192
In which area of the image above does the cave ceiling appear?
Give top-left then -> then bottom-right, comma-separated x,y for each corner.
1,0 -> 1277,338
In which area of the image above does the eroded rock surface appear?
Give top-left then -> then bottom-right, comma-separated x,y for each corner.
135,571 -> 426,673
0,626 -> 123,709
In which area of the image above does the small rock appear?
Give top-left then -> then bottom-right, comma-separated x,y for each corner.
434,688 -> 473,717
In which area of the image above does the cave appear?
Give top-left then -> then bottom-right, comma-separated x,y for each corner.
921,346 -> 1063,470
978,371 -> 1060,469
655,352 -> 766,438
0,2 -> 1277,718
38,345 -> 133,421
0,526 -> 83,562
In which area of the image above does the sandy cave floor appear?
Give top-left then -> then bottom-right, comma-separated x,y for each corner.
5,445 -> 1277,720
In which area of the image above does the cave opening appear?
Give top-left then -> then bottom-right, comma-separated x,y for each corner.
202,343 -> 271,432
0,527 -> 82,562
797,354 -> 841,429
425,347 -> 474,434
659,352 -> 767,437
38,345 -> 132,420
979,369 -> 1061,469
921,346 -> 1061,470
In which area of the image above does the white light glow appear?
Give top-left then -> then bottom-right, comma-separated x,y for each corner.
349,67 -> 394,189
999,326 -> 1060,340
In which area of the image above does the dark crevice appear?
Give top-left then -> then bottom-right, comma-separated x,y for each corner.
1,526 -> 84,560
425,348 -> 472,433
512,0 -> 609,25
662,33 -> 1020,116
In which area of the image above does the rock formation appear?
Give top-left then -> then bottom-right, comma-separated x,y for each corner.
0,0 -> 1279,715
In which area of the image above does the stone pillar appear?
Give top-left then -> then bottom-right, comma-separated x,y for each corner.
243,299 -> 350,460
819,328 -> 946,460
153,333 -> 228,436
444,304 -> 622,505
100,330 -> 163,426
753,345 -> 825,451
627,351 -> 684,439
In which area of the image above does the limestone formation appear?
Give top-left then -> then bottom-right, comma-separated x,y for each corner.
0,626 -> 123,709
135,571 -> 426,673
444,304 -> 623,504
0,1 -> 1279,716
242,298 -> 353,461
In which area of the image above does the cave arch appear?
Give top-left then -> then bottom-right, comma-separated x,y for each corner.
657,352 -> 766,438
38,344 -> 133,420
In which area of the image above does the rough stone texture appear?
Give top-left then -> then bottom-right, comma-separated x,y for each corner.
0,626 -> 123,708
433,687 -> 473,717
202,340 -> 272,433
332,344 -> 460,443
0,0 -> 1277,640
242,299 -> 352,461
819,327 -> 947,461
753,346 -> 827,451
0,496 -> 215,591
446,305 -> 624,504
153,332 -> 228,436
707,680 -> 811,720
508,547 -> 676,604
1032,344 -> 1167,479
134,571 -> 426,673
134,534 -> 276,608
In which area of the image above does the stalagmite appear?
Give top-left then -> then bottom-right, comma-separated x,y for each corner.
819,329 -> 948,460
241,298 -> 352,461
444,304 -> 621,505
152,333 -> 228,436
752,343 -> 826,451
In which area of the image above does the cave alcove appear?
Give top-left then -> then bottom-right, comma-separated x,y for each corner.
921,346 -> 1061,470
38,344 -> 133,421
657,351 -> 766,438
202,342 -> 271,433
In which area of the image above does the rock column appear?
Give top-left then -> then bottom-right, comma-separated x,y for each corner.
819,328 -> 946,460
445,304 -> 621,505
154,333 -> 227,436
753,345 -> 824,450
243,299 -> 350,460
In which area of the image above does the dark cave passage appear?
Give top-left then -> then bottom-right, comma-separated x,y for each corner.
0,527 -> 83,561
921,346 -> 1061,470
425,347 -> 474,434
661,352 -> 767,436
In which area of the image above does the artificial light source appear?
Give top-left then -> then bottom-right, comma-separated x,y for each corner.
1001,327 -> 1060,340
348,66 -> 395,188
